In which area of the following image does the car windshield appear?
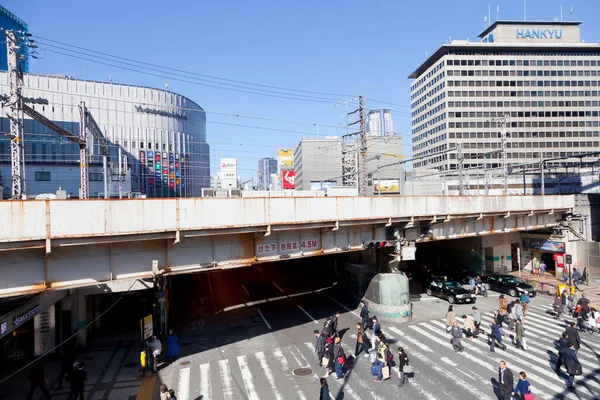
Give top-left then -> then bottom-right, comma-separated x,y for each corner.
442,281 -> 463,290
503,277 -> 523,284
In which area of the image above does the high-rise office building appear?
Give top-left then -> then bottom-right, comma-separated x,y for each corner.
0,5 -> 29,73
367,109 -> 393,136
409,20 -> 600,171
257,157 -> 277,190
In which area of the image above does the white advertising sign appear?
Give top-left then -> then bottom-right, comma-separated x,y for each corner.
34,304 -> 55,356
401,246 -> 416,261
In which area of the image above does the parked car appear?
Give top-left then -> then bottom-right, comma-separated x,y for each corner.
445,267 -> 479,284
423,276 -> 477,304
481,274 -> 536,297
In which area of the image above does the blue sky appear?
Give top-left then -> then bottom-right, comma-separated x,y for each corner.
5,0 -> 600,182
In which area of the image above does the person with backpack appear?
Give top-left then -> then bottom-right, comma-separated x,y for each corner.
397,347 -> 410,387
450,320 -> 464,352
333,337 -> 346,381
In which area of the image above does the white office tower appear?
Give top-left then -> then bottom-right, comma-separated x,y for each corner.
367,109 -> 393,136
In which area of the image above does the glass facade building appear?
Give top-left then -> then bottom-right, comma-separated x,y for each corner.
0,5 -> 29,73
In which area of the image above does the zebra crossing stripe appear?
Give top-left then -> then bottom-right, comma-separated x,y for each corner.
237,355 -> 260,400
272,348 -> 307,400
255,351 -> 284,400
387,326 -> 495,400
417,321 -> 581,400
177,367 -> 190,400
199,363 -> 212,400
218,359 -> 234,400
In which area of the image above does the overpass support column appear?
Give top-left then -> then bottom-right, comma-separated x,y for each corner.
76,290 -> 87,348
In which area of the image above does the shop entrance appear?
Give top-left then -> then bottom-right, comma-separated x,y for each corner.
522,238 -> 566,276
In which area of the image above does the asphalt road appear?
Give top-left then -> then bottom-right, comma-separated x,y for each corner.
154,262 -> 600,399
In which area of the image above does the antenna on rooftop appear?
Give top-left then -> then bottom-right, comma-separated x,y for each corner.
560,5 -> 563,21
524,0 -> 527,21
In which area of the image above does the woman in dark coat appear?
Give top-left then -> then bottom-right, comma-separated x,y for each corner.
397,347 -> 410,387
319,378 -> 331,400
323,337 -> 335,377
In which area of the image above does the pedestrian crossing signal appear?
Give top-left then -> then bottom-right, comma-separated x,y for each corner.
565,254 -> 572,264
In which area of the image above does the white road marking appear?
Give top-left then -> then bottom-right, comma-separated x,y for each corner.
297,304 -> 319,324
273,348 -> 307,400
290,344 -> 311,368
440,356 -> 457,367
257,308 -> 272,329
177,367 -> 190,400
242,284 -> 250,296
272,282 -> 284,293
199,363 -> 212,400
255,351 -> 283,400
237,355 -> 260,400
389,326 -> 434,352
218,359 -> 234,400
319,291 -> 361,318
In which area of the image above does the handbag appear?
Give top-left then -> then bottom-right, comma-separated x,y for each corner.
522,337 -> 528,350
321,356 -> 329,366
523,393 -> 534,400
567,364 -> 583,376
382,365 -> 390,380
337,356 -> 346,365
402,364 -> 414,374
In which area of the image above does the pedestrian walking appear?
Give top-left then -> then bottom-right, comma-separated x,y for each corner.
314,330 -> 326,366
564,321 -> 581,352
520,291 -> 531,315
374,335 -> 391,382
397,347 -> 410,387
323,317 -> 334,338
354,323 -> 369,357
589,307 -> 599,334
333,337 -> 346,381
572,268 -> 582,289
488,318 -> 507,352
582,267 -> 589,285
25,362 -> 52,400
561,343 -> 581,389
331,311 -> 341,335
323,337 -> 334,377
511,371 -> 532,400
570,290 -> 579,311
371,316 -> 381,350
450,321 -> 464,352
319,378 -> 331,400
514,318 -> 526,350
472,306 -> 482,334
69,362 -> 87,400
498,360 -> 514,400
462,315 -> 478,339
165,329 -> 180,364
553,294 -> 564,319
493,309 -> 505,328
554,332 -> 569,373
359,300 -> 370,330
540,260 -> 546,278
445,305 -> 455,332
499,295 -> 509,317
159,384 -> 170,400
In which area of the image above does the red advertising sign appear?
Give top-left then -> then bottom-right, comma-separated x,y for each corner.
282,170 -> 295,189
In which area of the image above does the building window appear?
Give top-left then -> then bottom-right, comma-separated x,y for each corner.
89,173 -> 103,182
35,171 -> 51,181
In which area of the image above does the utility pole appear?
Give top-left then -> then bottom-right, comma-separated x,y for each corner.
483,155 -> 490,195
457,144 -> 465,196
493,114 -> 510,195
78,101 -> 89,199
340,95 -> 367,195
357,95 -> 367,196
540,152 -> 545,195
4,30 -> 24,199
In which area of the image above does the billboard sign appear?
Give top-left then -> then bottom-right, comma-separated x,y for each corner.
374,179 -> 399,193
278,149 -> 293,166
282,170 -> 295,189
34,305 -> 55,356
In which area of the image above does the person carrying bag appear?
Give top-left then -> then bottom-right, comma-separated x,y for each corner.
397,347 -> 411,387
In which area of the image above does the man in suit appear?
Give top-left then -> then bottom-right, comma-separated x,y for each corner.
498,360 -> 514,400
561,343 -> 580,389
565,321 -> 581,352
359,300 -> 370,330
555,332 -> 570,373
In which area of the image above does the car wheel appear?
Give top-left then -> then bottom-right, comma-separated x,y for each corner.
483,291 -> 488,298
448,296 -> 455,304
509,289 -> 518,297
426,288 -> 432,296
485,283 -> 490,290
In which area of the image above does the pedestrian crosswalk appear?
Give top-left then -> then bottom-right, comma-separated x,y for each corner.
166,304 -> 600,400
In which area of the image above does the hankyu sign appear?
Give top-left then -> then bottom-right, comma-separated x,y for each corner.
516,29 -> 563,39
135,105 -> 187,120
13,305 -> 41,327
282,170 -> 295,189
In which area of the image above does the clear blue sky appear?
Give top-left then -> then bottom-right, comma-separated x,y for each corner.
5,0 -> 600,182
